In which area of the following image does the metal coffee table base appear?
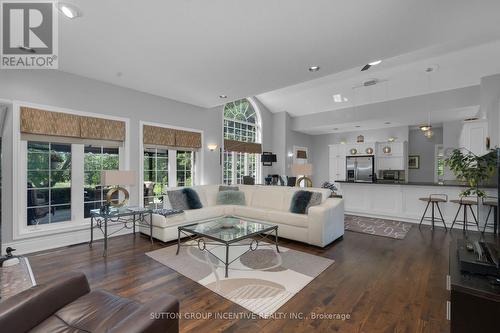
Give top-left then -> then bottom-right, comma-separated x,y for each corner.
176,226 -> 279,278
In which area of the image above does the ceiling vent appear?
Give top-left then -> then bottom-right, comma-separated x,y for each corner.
363,79 -> 379,87
464,117 -> 479,122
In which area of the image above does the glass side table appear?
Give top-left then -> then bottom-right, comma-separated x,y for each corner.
89,207 -> 154,256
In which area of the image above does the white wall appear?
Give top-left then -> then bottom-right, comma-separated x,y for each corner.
267,111 -> 313,176
481,74 -> 500,148
408,127 -> 443,182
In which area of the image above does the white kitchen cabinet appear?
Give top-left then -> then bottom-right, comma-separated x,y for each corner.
375,142 -> 407,171
459,120 -> 488,156
377,156 -> 405,170
329,145 -> 346,181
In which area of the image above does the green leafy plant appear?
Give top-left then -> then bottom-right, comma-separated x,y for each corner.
445,148 -> 496,197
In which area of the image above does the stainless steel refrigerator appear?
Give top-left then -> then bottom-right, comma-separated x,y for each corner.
346,156 -> 375,182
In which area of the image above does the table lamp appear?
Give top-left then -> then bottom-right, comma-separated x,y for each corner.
292,163 -> 313,187
101,170 -> 136,208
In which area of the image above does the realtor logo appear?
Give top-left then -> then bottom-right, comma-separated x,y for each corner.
1,1 -> 58,69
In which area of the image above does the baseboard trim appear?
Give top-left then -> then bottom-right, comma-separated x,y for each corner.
2,225 -> 133,255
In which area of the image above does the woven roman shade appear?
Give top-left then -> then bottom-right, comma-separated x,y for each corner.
80,116 -> 125,141
20,107 -> 126,142
224,139 -> 262,154
143,125 -> 176,146
175,129 -> 202,149
21,107 -> 81,138
143,125 -> 201,149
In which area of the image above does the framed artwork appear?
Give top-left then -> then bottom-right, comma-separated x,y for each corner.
408,155 -> 420,169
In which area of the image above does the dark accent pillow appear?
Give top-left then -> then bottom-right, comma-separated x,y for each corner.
290,190 -> 313,214
219,185 -> 239,192
183,188 -> 203,209
167,190 -> 189,211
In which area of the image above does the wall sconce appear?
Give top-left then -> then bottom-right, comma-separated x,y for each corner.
350,148 -> 357,155
207,144 -> 218,151
365,147 -> 374,154
383,146 -> 391,154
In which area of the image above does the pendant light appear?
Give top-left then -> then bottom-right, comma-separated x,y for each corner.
421,66 -> 436,138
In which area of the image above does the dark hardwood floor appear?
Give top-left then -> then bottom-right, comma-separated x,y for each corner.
27,222 -> 497,333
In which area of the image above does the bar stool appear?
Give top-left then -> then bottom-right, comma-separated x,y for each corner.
418,194 -> 448,230
450,197 -> 480,232
482,196 -> 498,234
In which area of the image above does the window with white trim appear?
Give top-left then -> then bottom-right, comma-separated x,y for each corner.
27,142 -> 72,225
223,99 -> 261,185
143,147 -> 169,206
83,146 -> 120,218
141,146 -> 195,206
25,141 -> 123,227
176,151 -> 193,187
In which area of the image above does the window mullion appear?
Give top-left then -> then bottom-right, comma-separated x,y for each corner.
72,144 -> 85,222
231,151 -> 236,185
169,149 -> 177,187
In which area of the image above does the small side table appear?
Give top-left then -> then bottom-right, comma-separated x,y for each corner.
89,207 -> 153,256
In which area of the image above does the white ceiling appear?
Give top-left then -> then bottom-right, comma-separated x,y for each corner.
58,0 -> 500,108
258,40 -> 500,117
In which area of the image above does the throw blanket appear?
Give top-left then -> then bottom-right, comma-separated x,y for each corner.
153,208 -> 184,217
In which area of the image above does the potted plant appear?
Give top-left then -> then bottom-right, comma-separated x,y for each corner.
445,148 -> 496,198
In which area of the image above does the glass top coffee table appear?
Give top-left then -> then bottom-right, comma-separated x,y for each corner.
176,216 -> 280,277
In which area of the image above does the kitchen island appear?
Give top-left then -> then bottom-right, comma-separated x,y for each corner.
336,181 -> 498,230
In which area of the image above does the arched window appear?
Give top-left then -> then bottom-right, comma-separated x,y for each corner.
223,98 -> 261,184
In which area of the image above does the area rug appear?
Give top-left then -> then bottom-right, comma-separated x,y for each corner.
146,241 -> 333,318
345,215 -> 412,239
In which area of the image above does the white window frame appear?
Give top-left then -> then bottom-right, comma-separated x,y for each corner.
139,121 -> 203,207
143,147 -> 169,205
12,101 -> 130,240
83,145 -> 122,218
434,144 -> 445,183
222,98 -> 262,185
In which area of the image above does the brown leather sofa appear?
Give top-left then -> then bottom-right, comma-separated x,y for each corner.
0,272 -> 179,333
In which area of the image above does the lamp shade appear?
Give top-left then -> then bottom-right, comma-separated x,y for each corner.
292,163 -> 313,176
101,170 -> 136,186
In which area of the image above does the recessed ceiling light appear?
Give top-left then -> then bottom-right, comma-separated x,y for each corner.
308,66 -> 320,72
355,125 -> 361,128
333,128 -> 339,130
219,95 -> 227,99
361,60 -> 382,71
384,122 -> 391,125
58,3 -> 81,19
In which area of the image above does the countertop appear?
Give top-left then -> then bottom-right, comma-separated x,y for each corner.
336,180 -> 498,188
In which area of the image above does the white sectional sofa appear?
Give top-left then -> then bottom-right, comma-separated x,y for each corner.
140,185 -> 344,247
